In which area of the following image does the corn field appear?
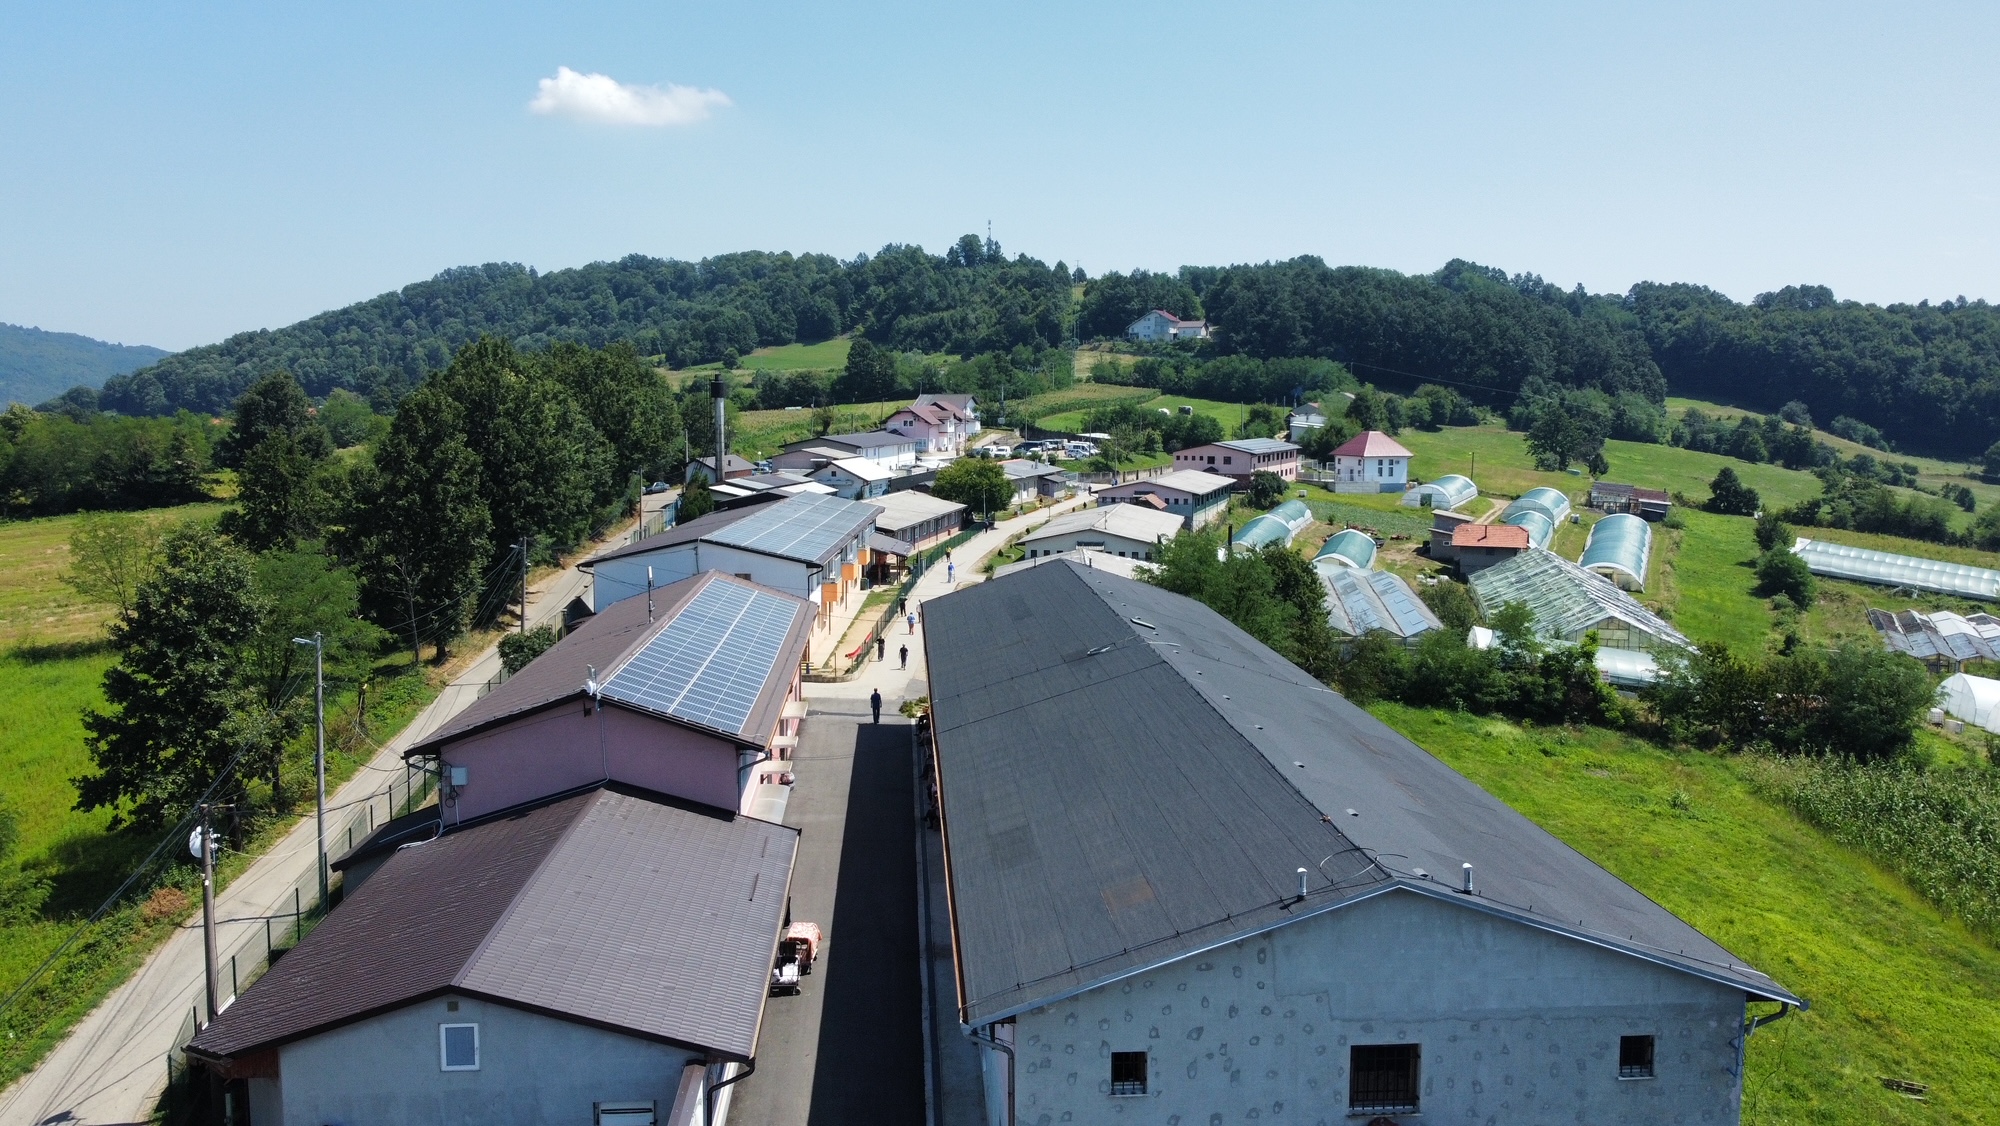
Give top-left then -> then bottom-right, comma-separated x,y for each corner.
1744,755 -> 2000,937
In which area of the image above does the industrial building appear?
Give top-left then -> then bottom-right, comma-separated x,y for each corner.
1171,437 -> 1302,483
405,571 -> 813,830
1794,538 -> 2000,600
1230,499 -> 1313,552
582,492 -> 881,620
188,786 -> 797,1126
1399,473 -> 1478,510
1469,548 -> 1690,652
1020,504 -> 1184,562
923,562 -> 1799,1126
1096,469 -> 1235,529
1578,513 -> 1653,591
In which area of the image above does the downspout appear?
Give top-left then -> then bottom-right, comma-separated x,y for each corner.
967,1024 -> 1014,1126
1736,1001 -> 1794,1086
739,746 -> 771,809
705,1057 -> 753,1125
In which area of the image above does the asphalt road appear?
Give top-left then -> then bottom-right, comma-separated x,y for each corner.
730,715 -> 925,1126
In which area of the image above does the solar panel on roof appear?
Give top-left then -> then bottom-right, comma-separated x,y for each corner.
703,493 -> 873,565
599,579 -> 799,736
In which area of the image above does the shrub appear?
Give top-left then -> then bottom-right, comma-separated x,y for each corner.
1754,547 -> 1815,607
1752,511 -> 1793,553
1245,471 -> 1286,509
499,625 -> 561,674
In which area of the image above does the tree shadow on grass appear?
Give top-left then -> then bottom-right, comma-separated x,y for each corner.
8,638 -> 114,663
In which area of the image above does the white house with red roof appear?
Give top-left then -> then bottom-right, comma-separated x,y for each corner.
1331,430 -> 1413,493
1126,309 -> 1209,343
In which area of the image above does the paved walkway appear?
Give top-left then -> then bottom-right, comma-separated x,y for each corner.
0,516 -> 638,1126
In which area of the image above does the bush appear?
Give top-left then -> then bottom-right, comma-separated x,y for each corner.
499,625 -> 560,674
1245,471 -> 1286,509
1752,511 -> 1793,553
1754,547 -> 1815,607
1829,414 -> 1890,450
1649,641 -> 1932,761
1418,580 -> 1479,635
1778,399 -> 1814,427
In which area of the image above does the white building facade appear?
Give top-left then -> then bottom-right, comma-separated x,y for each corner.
1126,310 -> 1209,343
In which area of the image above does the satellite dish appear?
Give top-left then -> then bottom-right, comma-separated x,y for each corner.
188,828 -> 213,861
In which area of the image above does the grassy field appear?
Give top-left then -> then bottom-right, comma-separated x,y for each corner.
1011,383 -> 1153,426
736,336 -> 852,371
0,505 -> 227,648
1375,704 -> 2000,1123
1033,392 -> 1251,435
731,400 -> 906,459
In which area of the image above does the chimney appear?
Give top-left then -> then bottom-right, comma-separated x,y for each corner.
1296,867 -> 1308,900
1461,862 -> 1475,894
711,375 -> 728,477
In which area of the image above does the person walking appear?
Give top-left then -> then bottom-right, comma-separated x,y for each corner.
947,560 -> 955,583
899,644 -> 908,669
907,610 -> 917,634
876,636 -> 886,661
870,688 -> 883,724
897,596 -> 906,617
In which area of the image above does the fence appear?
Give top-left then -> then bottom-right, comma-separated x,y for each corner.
163,766 -> 439,1108
822,526 -> 982,680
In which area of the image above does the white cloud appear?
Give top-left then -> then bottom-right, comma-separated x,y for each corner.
528,66 -> 730,127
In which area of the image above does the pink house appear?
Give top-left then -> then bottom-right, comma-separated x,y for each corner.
884,394 -> 977,456
405,571 -> 813,829
1171,437 -> 1301,484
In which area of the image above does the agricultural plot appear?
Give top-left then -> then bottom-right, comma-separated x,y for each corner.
1031,392 -> 1249,434
1378,704 -> 2000,1123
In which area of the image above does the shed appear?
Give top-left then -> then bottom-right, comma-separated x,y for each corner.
1578,513 -> 1653,591
1400,474 -> 1478,510
1448,522 -> 1531,575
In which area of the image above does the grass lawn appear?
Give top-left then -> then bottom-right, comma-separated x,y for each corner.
735,336 -> 852,371
1650,509 -> 1773,654
0,504 -> 227,648
731,400 -> 905,458
1034,392 -> 1252,435
1374,704 -> 2000,1123
1012,383 -> 1154,426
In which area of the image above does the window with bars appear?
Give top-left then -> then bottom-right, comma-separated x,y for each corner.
1109,1051 -> 1147,1096
1619,1035 -> 1656,1079
1348,1043 -> 1418,1114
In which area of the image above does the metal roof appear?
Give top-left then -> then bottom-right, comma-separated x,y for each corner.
923,562 -> 1797,1026
188,787 -> 798,1063
1794,537 -> 2000,601
1024,504 -> 1185,547
1401,474 -> 1478,509
700,492 -> 881,566
1468,549 -> 1690,651
868,489 -> 967,535
789,430 -> 916,451
1314,528 -> 1379,569
1578,513 -> 1653,589
1218,437 -> 1301,456
599,578 -> 807,738
415,573 -> 812,752
584,506 -> 764,567
1320,566 -> 1441,640
1869,607 -> 2000,663
1106,469 -> 1236,497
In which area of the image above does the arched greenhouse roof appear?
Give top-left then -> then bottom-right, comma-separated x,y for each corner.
1400,474 -> 1478,511
1314,528 -> 1378,570
1510,487 -> 1572,525
1578,514 -> 1652,589
1500,508 -> 1555,550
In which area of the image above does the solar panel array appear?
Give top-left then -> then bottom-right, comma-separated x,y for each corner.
703,493 -> 875,565
599,579 -> 800,737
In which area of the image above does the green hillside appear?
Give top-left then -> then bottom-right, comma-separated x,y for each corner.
0,323 -> 168,408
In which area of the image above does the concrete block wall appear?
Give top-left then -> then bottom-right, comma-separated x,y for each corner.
989,890 -> 1748,1126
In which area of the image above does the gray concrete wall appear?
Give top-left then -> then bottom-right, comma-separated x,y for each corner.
275,993 -> 698,1126
989,889 -> 1747,1126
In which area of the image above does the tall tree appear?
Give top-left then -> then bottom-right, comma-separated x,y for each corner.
242,549 -> 385,796
62,512 -> 164,619
220,372 -> 331,468
229,429 -> 335,551
931,457 -> 1012,517
74,523 -> 268,828
352,383 -> 491,662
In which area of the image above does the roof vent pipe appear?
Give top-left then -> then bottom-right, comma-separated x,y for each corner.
1296,867 -> 1308,900
1461,862 -> 1474,894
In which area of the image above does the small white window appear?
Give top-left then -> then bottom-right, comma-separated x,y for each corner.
440,1023 -> 479,1071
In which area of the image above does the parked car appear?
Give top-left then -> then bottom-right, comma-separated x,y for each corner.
642,481 -> 672,495
1013,443 -> 1039,457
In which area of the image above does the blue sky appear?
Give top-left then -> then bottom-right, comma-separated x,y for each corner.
3,1 -> 1997,350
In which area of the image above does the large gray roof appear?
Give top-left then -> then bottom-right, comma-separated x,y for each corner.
923,561 -> 1796,1026
188,787 -> 798,1062
700,491 -> 881,566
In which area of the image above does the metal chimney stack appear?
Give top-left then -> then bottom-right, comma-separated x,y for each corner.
711,375 -> 728,477
1461,862 -> 1475,894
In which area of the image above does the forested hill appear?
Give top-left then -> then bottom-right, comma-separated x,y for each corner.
77,241 -> 2000,457
94,238 -> 1073,416
0,323 -> 168,408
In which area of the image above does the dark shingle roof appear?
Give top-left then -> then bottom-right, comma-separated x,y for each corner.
786,430 -> 914,452
583,506 -> 763,566
923,562 -> 1798,1025
412,572 -> 810,752
189,786 -> 797,1062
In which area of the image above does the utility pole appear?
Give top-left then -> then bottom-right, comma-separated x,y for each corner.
519,536 -> 529,633
193,804 -> 222,1023
292,633 -> 327,906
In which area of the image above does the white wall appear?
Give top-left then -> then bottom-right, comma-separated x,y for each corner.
276,993 -> 700,1126
1022,530 -> 1165,561
986,889 -> 1749,1126
593,544 -> 823,610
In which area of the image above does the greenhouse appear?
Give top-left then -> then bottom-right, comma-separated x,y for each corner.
1577,513 -> 1653,591
1231,500 -> 1315,552
1939,673 -> 2000,733
1793,537 -> 2000,601
1313,527 -> 1379,570
1869,607 -> 2000,670
1594,646 -> 1662,689
1511,486 -> 1573,525
1467,548 -> 1690,652
1320,566 -> 1441,643
1499,507 -> 1556,550
1399,474 -> 1479,511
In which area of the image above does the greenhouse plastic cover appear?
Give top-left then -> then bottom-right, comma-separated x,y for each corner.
1578,513 -> 1653,586
1319,566 -> 1441,640
1510,487 -> 1573,525
1314,528 -> 1379,569
1400,474 -> 1478,510
1939,673 -> 2000,733
1231,500 -> 1314,552
1594,646 -> 1662,688
1467,548 -> 1691,651
1869,608 -> 2000,664
1500,508 -> 1556,550
1793,538 -> 2000,601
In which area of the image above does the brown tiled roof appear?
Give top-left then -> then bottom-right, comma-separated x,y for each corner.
188,787 -> 798,1063
1452,523 -> 1531,549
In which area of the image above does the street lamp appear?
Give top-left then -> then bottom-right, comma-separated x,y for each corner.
292,633 -> 326,906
